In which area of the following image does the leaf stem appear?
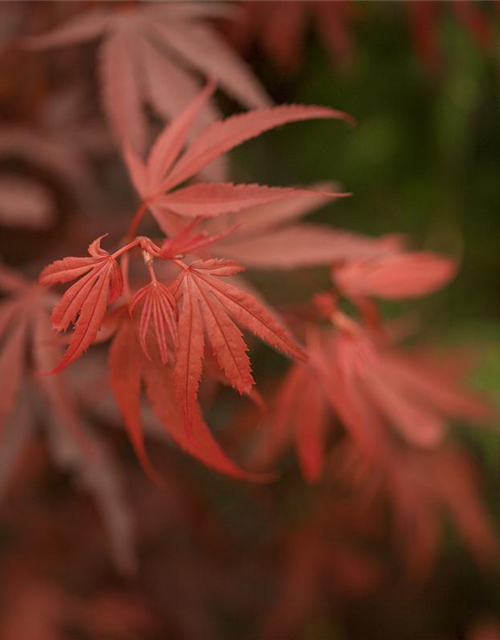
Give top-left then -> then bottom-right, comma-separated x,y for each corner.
121,252 -> 131,302
146,260 -> 157,283
172,258 -> 188,270
112,238 -> 141,260
127,201 -> 149,239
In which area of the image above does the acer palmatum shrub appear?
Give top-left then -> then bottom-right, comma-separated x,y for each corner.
0,2 -> 499,639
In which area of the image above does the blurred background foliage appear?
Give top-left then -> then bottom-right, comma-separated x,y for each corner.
228,3 -> 500,638
1,3 -> 500,639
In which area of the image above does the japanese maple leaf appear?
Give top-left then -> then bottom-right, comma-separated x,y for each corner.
224,1 -> 358,74
406,0 -> 493,73
201,182 -> 404,269
25,2 -> 271,156
108,312 -> 267,482
332,250 -> 457,300
253,316 -> 489,483
171,259 -> 306,434
129,279 -> 178,365
123,80 -> 351,235
322,316 -> 489,449
39,236 -> 123,373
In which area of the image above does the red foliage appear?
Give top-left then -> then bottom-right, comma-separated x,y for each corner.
40,236 -> 124,372
0,4 -> 497,639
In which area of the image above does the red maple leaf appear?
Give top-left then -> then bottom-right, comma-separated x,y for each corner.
252,312 -> 489,483
108,311 -> 268,482
25,2 -> 271,156
129,279 -> 178,365
39,236 -> 123,373
123,80 -> 351,237
171,258 -> 306,433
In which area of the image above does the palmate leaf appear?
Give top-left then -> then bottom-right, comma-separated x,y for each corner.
123,81 -> 351,233
26,3 -> 270,155
172,259 -> 307,433
39,237 -> 123,373
130,281 -> 178,365
109,315 -> 267,482
327,320 -> 490,451
254,315 -> 490,484
160,103 -> 354,192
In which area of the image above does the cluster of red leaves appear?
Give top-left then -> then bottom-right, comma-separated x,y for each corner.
250,250 -> 485,481
0,4 -> 498,640
36,81 -> 353,482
